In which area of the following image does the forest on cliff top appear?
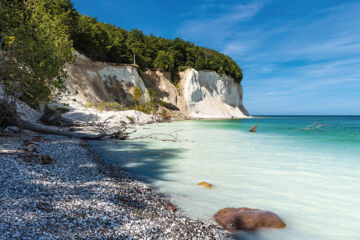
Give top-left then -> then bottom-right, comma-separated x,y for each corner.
0,0 -> 243,107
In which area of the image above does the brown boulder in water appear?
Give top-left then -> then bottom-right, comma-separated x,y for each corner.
214,207 -> 286,231
249,124 -> 258,132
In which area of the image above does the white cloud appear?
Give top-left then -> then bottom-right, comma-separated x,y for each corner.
177,1 -> 265,43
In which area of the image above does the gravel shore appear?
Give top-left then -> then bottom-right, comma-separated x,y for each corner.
0,131 -> 231,239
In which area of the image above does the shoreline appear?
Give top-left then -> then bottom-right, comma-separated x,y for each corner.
0,130 -> 232,239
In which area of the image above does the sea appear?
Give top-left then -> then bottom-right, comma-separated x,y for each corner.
90,116 -> 360,240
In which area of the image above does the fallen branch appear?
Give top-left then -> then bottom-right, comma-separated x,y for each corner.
129,129 -> 184,142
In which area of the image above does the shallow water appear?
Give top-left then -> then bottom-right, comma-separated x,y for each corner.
91,116 -> 360,240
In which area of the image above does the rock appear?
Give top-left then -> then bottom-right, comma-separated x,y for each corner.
249,124 -> 257,132
40,155 -> 54,165
165,203 -> 176,212
198,181 -> 213,189
214,207 -> 286,231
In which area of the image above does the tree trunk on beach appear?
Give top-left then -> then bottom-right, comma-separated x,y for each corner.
0,98 -> 106,140
20,120 -> 107,140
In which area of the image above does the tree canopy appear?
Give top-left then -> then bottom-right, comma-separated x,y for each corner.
71,15 -> 243,83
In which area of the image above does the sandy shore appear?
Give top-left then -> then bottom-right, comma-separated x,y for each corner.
0,130 -> 231,239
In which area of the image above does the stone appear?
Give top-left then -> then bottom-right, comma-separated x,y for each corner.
249,124 -> 258,132
198,181 -> 213,189
40,155 -> 54,165
134,188 -> 142,194
165,203 -> 176,212
213,207 -> 286,231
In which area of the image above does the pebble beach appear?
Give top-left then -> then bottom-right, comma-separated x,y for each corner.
0,132 -> 231,239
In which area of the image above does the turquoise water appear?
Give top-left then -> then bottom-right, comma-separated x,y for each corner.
91,116 -> 360,240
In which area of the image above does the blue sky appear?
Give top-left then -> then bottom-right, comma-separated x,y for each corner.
72,0 -> 360,115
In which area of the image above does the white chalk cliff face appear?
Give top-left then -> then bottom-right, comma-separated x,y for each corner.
179,69 -> 249,119
65,52 -> 149,106
65,51 -> 249,119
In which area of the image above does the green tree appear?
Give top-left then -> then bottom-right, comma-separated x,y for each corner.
0,0 -> 75,108
126,29 -> 144,65
72,15 -> 110,61
153,50 -> 174,71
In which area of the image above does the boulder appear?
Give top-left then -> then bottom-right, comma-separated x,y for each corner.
214,207 -> 286,231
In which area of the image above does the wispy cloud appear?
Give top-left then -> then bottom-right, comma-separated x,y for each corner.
177,1 -> 265,45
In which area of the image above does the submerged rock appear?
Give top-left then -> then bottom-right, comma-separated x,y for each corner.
214,207 -> 286,231
198,181 -> 213,189
249,124 -> 258,132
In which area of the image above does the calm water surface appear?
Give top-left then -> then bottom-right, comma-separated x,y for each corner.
91,116 -> 360,240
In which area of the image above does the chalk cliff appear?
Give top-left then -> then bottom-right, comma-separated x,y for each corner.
179,69 -> 249,118
65,52 -> 149,106
65,52 -> 249,119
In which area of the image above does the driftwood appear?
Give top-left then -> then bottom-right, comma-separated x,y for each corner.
0,98 -> 107,140
20,120 -> 106,140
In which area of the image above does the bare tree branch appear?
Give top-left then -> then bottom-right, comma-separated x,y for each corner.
129,129 -> 185,142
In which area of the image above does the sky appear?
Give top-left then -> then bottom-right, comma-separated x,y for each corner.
71,0 -> 360,115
